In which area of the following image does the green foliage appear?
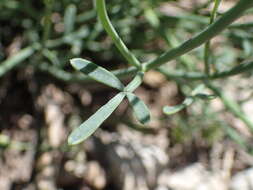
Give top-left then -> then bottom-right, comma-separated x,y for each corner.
68,58 -> 149,143
126,92 -> 150,124
64,4 -> 77,35
68,92 -> 126,145
1,0 -> 253,147
67,0 -> 253,145
70,58 -> 125,90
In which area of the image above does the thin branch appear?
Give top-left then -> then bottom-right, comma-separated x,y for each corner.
96,0 -> 141,69
38,58 -> 253,83
0,45 -> 37,78
144,0 -> 253,71
42,0 -> 54,46
157,59 -> 253,80
204,0 -> 222,75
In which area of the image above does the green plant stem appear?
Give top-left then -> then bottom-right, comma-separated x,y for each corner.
144,0 -> 253,71
124,72 -> 144,92
0,45 -> 38,78
204,0 -> 222,75
157,59 -> 253,80
46,27 -> 89,48
162,31 -> 194,70
42,0 -> 54,46
162,12 -> 253,29
230,22 -> 253,29
207,83 -> 253,132
162,12 -> 253,30
96,0 -> 141,69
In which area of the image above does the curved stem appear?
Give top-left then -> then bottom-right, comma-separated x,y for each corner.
204,0 -> 222,76
96,0 -> 141,69
144,0 -> 253,71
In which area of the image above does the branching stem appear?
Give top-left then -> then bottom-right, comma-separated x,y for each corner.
96,0 -> 141,69
144,0 -> 253,71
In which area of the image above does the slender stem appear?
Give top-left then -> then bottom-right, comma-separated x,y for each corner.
157,59 -> 253,80
0,45 -> 38,78
204,43 -> 211,75
221,122 -> 248,150
46,27 -> 89,48
96,0 -> 141,69
144,0 -> 253,71
230,22 -> 253,29
162,13 -> 253,29
42,0 -> 54,46
124,72 -> 144,92
162,30 -> 194,70
204,0 -> 222,76
207,83 -> 253,132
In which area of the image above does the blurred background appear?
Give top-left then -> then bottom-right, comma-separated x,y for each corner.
0,0 -> 253,189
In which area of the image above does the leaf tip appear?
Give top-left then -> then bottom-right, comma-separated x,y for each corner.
67,135 -> 76,146
70,58 -> 92,71
67,131 -> 83,146
162,106 -> 169,114
163,106 -> 179,115
140,115 -> 151,125
70,58 -> 82,70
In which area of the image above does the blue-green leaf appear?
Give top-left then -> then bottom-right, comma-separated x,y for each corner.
163,84 -> 205,115
126,92 -> 150,124
68,92 -> 126,145
163,97 -> 194,115
70,58 -> 125,90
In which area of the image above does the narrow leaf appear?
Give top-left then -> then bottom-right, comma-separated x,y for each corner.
68,92 -> 126,145
126,92 -> 150,124
144,8 -> 160,28
0,46 -> 35,78
163,97 -> 194,115
64,4 -> 77,35
70,58 -> 125,90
